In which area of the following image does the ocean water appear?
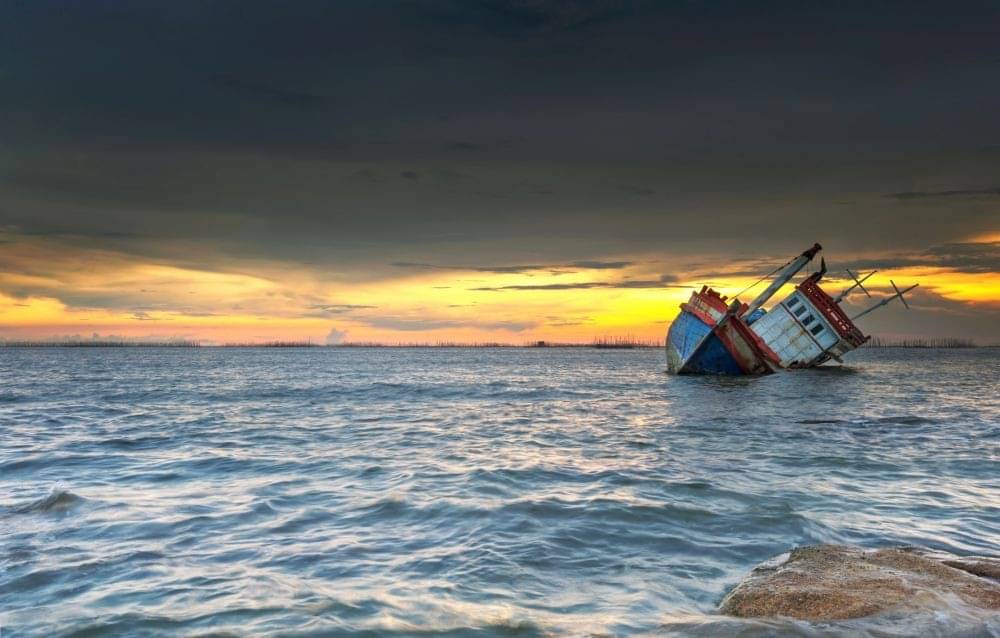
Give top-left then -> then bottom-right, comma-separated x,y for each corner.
1,347 -> 998,637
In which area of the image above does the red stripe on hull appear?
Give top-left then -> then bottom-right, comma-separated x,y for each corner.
731,314 -> 782,367
713,319 -> 775,375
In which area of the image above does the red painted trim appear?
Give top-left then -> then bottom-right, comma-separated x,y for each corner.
731,315 -> 782,366
713,320 -> 754,374
693,288 -> 730,314
710,314 -> 777,374
680,302 -> 718,328
797,275 -> 867,347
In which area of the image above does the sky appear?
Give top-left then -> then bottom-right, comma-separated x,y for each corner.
1,0 -> 998,344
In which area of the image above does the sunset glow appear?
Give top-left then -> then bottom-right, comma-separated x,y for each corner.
2,238 -> 997,344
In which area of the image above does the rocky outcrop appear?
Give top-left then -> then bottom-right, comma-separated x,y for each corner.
720,544 -> 1000,622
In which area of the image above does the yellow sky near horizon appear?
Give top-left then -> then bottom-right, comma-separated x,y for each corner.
1,236 -> 997,344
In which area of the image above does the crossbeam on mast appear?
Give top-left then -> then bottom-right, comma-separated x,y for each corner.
834,269 -> 876,303
850,281 -> 919,320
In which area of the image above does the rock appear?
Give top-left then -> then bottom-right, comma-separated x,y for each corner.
720,544 -> 1000,622
916,551 -> 1000,581
942,557 -> 1000,581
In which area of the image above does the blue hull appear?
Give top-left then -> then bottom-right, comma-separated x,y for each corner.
665,310 -> 746,375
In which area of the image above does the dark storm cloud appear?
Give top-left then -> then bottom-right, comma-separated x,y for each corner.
615,185 -> 656,197
0,0 -> 998,274
30,290 -> 156,311
10,228 -> 144,240
452,142 -> 490,152
567,261 -> 634,270
836,242 -> 1000,275
885,187 -> 1000,200
924,242 -> 1000,273
471,274 -> 678,291
392,260 -> 634,273
393,262 -> 544,273
414,0 -> 628,37
209,74 -> 330,109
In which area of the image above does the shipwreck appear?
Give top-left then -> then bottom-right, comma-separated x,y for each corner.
665,243 -> 917,375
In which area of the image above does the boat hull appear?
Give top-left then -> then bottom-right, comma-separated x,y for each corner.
665,288 -> 779,376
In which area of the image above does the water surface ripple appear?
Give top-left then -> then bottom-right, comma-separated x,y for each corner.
1,348 -> 998,636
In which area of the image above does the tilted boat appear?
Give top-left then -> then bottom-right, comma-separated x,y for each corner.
665,243 -> 917,375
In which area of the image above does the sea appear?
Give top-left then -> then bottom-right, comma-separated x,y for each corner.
1,347 -> 998,637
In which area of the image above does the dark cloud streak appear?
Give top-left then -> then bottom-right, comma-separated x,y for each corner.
357,317 -> 534,332
885,187 -> 1000,200
836,242 -> 1000,275
471,275 -> 678,291
392,260 -> 634,273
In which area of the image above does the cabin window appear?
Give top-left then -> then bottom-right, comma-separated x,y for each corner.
802,315 -> 816,326
793,305 -> 807,317
810,324 -> 824,335
787,297 -> 801,309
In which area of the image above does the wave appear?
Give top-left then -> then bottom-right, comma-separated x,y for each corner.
192,380 -> 598,405
6,489 -> 84,514
796,415 -> 940,426
0,348 -> 995,637
869,415 -> 940,425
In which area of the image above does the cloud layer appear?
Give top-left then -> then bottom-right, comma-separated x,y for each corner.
0,2 -> 997,341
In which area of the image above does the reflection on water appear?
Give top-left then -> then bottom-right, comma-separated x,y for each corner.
1,347 -> 998,636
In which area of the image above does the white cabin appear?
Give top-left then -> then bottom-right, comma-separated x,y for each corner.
748,274 -> 868,368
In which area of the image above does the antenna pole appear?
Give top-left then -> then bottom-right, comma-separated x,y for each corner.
745,243 -> 822,314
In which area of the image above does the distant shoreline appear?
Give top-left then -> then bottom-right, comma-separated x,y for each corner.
0,341 -> 660,349
0,340 -> 994,349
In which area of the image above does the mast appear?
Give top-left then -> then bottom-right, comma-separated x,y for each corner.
833,269 -> 875,303
851,280 -> 919,320
745,243 -> 822,314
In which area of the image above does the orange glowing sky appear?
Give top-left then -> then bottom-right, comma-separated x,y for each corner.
1,230 -> 997,345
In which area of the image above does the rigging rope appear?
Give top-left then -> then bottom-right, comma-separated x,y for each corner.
732,257 -> 794,299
